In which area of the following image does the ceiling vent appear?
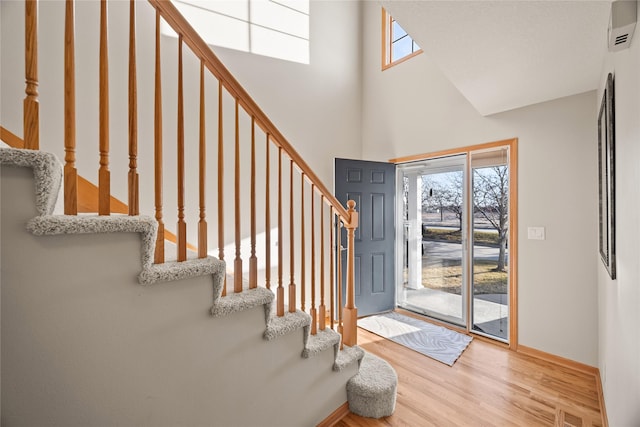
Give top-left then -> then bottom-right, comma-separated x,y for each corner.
608,0 -> 637,51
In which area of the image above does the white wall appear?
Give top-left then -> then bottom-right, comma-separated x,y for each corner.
360,1 -> 599,365
597,2 -> 640,424
213,0 -> 364,184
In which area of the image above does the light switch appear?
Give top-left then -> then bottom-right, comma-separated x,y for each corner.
527,227 -> 545,240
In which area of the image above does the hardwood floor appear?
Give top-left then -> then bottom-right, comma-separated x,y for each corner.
337,326 -> 603,427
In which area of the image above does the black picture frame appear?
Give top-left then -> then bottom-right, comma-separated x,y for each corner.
598,73 -> 616,279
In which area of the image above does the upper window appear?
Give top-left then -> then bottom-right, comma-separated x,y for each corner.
382,8 -> 422,70
168,0 -> 310,64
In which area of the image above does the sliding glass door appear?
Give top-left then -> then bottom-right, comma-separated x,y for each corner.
396,146 -> 512,343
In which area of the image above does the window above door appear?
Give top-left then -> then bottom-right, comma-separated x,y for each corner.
382,8 -> 423,70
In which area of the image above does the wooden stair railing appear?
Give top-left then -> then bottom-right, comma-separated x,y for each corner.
17,0 -> 359,346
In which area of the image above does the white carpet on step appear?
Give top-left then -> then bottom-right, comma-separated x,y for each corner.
358,312 -> 472,366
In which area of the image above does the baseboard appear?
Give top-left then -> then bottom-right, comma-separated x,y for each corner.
516,345 -> 598,375
317,402 -> 350,427
594,368 -> 609,427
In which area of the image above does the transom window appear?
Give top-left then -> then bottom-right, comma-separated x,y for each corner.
382,8 -> 422,70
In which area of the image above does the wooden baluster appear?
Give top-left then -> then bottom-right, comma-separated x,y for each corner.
343,200 -> 359,346
176,35 -> 187,261
24,0 -> 39,150
329,207 -> 335,330
198,61 -> 207,258
64,0 -> 77,215
265,134 -> 271,290
218,81 -> 225,295
249,117 -> 257,288
289,159 -> 296,312
277,147 -> 284,316
128,0 -> 139,216
337,221 -> 343,340
153,10 -> 165,264
98,0 -> 110,215
234,100 -> 242,292
310,185 -> 317,335
319,196 -> 326,330
300,174 -> 305,312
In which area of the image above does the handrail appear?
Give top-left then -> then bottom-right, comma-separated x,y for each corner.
1,126 -> 26,149
146,0 -> 353,227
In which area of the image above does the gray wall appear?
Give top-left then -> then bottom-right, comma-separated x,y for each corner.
597,2 -> 640,425
360,1 -> 599,366
1,164 -> 356,426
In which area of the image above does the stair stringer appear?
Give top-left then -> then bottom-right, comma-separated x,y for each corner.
0,148 -> 361,427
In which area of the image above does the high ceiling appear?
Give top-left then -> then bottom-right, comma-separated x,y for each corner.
380,0 -> 613,116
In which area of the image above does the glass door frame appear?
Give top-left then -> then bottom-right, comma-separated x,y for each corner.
390,138 -> 518,348
469,148 -> 511,343
395,155 -> 469,327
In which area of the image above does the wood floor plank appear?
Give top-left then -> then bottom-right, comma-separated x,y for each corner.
337,327 -> 603,427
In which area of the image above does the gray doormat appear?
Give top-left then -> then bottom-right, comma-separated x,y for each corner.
358,312 -> 472,366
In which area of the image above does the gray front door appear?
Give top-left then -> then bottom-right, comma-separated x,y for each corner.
335,158 -> 396,316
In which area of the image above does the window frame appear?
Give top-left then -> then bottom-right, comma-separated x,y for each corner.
381,7 -> 423,70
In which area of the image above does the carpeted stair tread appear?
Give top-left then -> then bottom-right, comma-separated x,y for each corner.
302,328 -> 341,359
211,287 -> 274,319
346,352 -> 398,418
333,344 -> 365,372
264,309 -> 311,341
27,214 -> 158,269
140,257 -> 226,286
0,147 -> 62,216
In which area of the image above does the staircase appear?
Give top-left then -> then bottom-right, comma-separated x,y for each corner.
1,0 -> 396,425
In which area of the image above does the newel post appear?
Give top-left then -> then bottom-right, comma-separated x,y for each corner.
24,0 -> 39,150
342,200 -> 358,347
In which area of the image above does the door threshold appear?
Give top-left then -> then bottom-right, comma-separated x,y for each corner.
470,327 -> 509,344
395,307 -> 510,347
358,309 -> 395,319
395,307 -> 467,335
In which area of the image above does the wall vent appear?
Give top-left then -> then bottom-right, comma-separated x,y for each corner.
608,0 -> 637,52
615,34 -> 629,45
